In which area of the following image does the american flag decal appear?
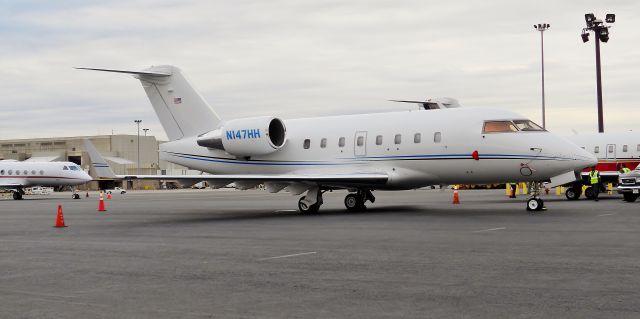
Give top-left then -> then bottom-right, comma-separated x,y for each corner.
173,97 -> 182,104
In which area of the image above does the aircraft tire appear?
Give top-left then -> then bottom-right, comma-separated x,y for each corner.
72,194 -> 80,199
298,196 -> 320,213
565,187 -> 581,200
526,198 -> 542,211
623,193 -> 639,202
344,194 -> 366,212
584,187 -> 594,199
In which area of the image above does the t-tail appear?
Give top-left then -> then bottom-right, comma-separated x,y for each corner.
83,139 -> 117,179
76,65 -> 221,141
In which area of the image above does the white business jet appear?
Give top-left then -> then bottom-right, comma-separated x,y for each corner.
77,65 -> 596,212
0,161 -> 92,200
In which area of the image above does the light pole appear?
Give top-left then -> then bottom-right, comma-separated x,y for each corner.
134,120 -> 142,176
143,128 -> 149,137
534,23 -> 550,129
581,13 -> 615,133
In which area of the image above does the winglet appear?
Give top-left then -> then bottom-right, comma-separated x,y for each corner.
84,139 -> 117,179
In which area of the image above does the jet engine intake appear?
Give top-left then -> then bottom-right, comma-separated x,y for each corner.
197,116 -> 286,157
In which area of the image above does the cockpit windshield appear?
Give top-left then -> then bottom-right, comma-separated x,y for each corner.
483,120 -> 546,133
69,165 -> 80,171
483,121 -> 519,133
512,120 -> 545,131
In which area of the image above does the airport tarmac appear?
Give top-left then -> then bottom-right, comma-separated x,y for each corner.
1,189 -> 639,318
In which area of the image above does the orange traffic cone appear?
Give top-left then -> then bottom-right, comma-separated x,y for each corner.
54,205 -> 67,228
452,190 -> 460,204
107,193 -> 112,200
98,192 -> 107,212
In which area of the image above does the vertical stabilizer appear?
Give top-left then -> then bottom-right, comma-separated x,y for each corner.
137,65 -> 221,140
76,65 -> 222,141
83,139 -> 117,179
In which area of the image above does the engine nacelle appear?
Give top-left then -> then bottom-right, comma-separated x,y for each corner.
197,116 -> 287,157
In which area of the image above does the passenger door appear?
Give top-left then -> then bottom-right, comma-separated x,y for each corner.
354,131 -> 367,157
606,144 -> 616,160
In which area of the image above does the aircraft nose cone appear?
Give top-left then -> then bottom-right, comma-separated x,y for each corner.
574,146 -> 598,170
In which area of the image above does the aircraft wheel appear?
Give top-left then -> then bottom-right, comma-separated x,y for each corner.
526,198 -> 544,211
13,192 -> 23,200
623,193 -> 639,202
344,194 -> 366,212
298,196 -> 320,213
565,187 -> 581,200
584,187 -> 594,199
72,194 -> 80,199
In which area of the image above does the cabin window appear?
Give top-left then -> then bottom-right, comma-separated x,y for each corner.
320,138 -> 327,148
483,121 -> 518,133
594,146 -> 599,153
414,133 -> 421,143
338,137 -> 345,147
8,170 -> 13,175
303,139 -> 310,149
23,170 -> 28,175
0,169 -> 4,175
623,145 -> 628,152
581,146 -> 585,149
63,166 -> 69,170
31,170 -> 36,175
40,170 -> 44,175
637,144 -> 640,152
394,134 -> 402,145
357,136 -> 364,147
376,135 -> 383,145
16,170 -> 20,175
608,145 -> 614,153
434,132 -> 442,143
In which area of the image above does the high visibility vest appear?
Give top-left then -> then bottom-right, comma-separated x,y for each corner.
589,171 -> 600,184
622,167 -> 631,173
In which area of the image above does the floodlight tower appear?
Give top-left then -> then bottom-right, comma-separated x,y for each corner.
534,23 -> 550,129
581,13 -> 615,133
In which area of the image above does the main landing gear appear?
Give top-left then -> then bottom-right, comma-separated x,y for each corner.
526,182 -> 546,212
12,191 -> 23,200
296,188 -> 375,213
298,186 -> 323,213
344,190 -> 375,212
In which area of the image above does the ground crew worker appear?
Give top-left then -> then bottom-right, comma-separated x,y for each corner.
619,164 -> 631,174
589,166 -> 601,201
509,182 -> 517,198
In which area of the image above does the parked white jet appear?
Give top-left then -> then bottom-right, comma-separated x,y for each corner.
559,131 -> 640,200
0,161 -> 92,200
77,65 -> 596,212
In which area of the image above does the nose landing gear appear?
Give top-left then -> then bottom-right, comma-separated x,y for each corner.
526,182 -> 546,212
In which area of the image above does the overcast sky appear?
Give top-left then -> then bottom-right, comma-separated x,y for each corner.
1,0 -> 638,141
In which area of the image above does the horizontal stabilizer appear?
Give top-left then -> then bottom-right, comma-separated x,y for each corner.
74,67 -> 171,77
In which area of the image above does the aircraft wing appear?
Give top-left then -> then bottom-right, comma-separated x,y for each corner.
117,173 -> 388,188
0,182 -> 22,188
